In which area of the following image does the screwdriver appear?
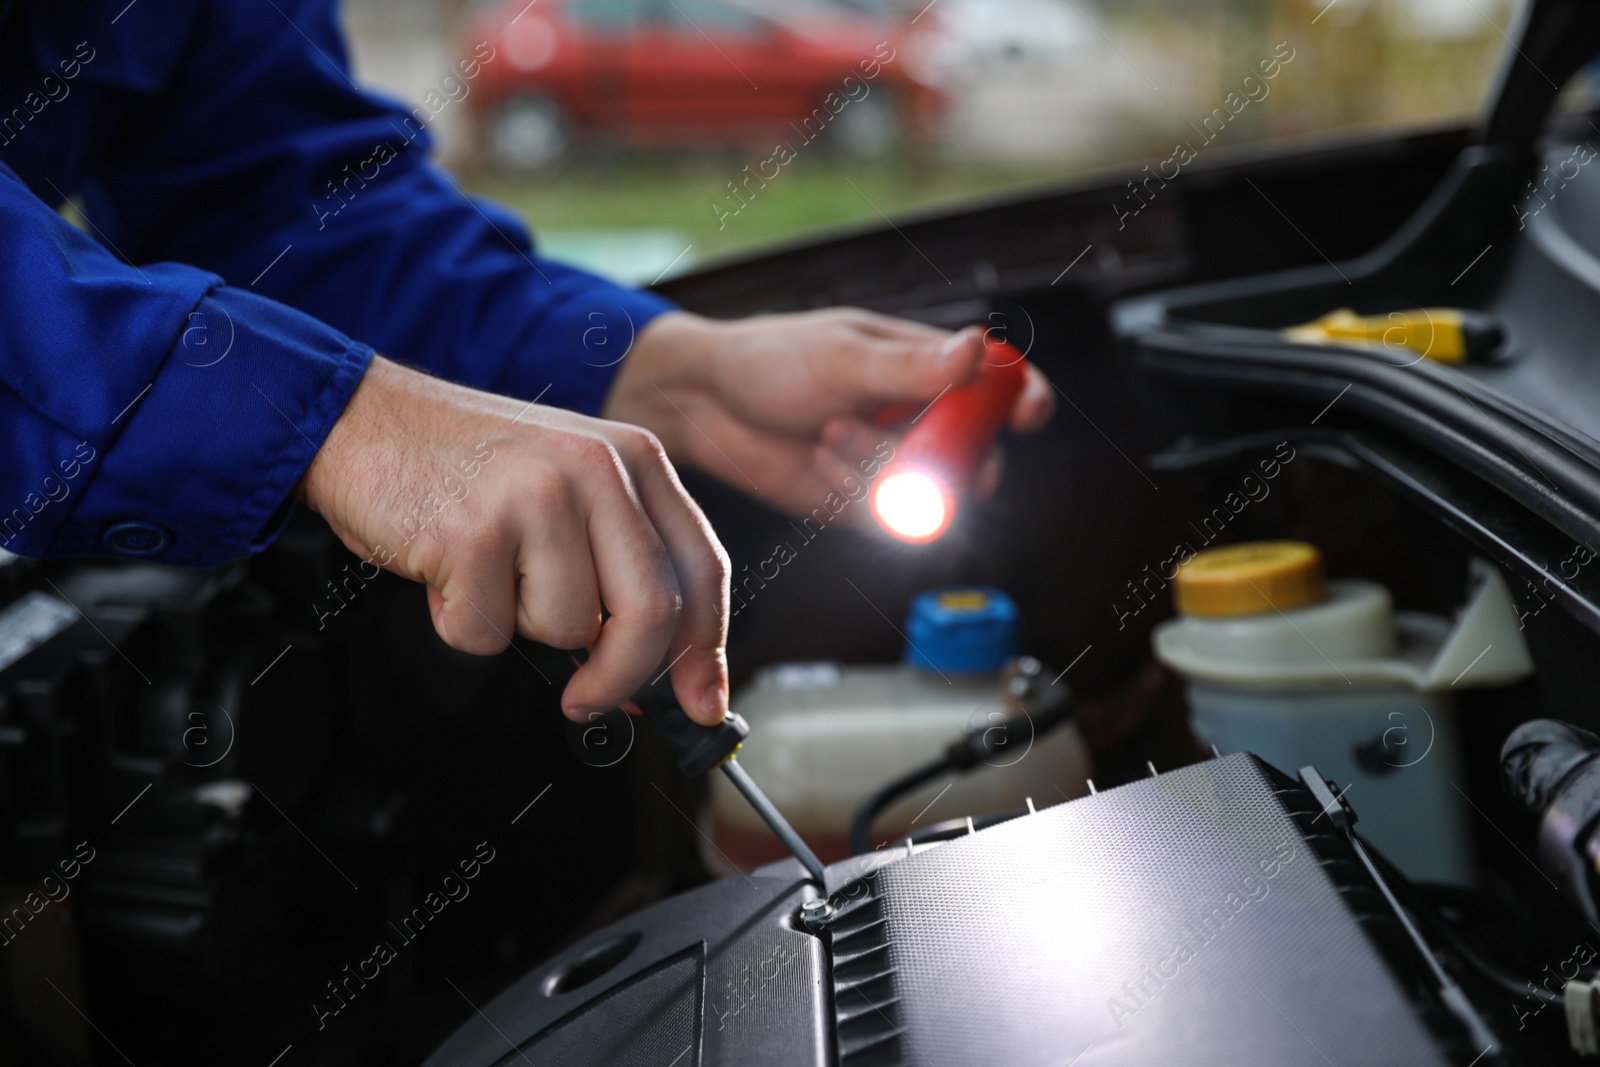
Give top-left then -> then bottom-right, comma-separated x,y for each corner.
574,652 -> 828,885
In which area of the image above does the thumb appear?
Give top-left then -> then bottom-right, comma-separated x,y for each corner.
832,325 -> 985,408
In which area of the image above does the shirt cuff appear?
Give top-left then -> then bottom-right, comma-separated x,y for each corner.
45,285 -> 373,567
497,281 -> 678,416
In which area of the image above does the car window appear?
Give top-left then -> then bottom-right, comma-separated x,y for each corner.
357,0 -> 1525,279
653,0 -> 766,35
566,0 -> 644,27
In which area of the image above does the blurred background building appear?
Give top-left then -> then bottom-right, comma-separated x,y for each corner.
338,0 -> 1528,283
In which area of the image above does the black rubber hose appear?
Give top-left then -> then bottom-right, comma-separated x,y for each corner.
850,754 -> 952,856
849,677 -> 1073,855
1367,843 -> 1565,1010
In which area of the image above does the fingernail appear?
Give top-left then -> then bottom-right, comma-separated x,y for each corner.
566,706 -> 596,723
700,684 -> 728,725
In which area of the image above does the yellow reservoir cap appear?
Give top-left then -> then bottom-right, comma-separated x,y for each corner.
1174,541 -> 1325,618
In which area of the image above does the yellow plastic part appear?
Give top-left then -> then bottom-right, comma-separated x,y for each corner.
1174,541 -> 1325,618
937,589 -> 991,611
1283,307 -> 1469,364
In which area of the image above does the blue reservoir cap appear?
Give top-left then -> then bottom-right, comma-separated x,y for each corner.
903,587 -> 1020,675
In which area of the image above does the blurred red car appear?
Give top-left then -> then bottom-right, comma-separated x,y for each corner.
463,0 -> 944,170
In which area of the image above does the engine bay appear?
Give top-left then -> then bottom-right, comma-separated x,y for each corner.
14,2 -> 1600,1064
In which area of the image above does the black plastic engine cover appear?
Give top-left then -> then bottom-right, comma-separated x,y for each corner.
425,754 -> 1482,1066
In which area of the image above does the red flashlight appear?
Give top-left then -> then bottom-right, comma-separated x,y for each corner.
868,338 -> 1029,543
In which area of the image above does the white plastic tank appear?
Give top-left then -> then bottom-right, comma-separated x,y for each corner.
705,588 -> 1092,872
1152,542 -> 1535,885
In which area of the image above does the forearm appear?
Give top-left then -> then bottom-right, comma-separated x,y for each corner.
1,162 -> 372,567
83,0 -> 673,412
248,159 -> 679,413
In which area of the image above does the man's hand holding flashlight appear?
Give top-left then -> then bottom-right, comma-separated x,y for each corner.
603,308 -> 1055,520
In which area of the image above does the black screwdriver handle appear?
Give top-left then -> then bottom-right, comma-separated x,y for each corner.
628,682 -> 748,778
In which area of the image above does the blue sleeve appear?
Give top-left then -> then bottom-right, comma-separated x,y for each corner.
79,0 -> 675,417
0,162 -> 372,567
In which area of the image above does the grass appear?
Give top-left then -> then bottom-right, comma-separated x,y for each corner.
461,156 -> 1078,267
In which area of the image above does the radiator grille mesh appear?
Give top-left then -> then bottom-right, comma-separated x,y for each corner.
832,754 -> 1458,1067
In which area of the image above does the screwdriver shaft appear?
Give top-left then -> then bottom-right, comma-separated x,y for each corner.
720,758 -> 827,886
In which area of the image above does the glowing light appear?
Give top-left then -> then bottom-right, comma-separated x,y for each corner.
871,471 -> 952,543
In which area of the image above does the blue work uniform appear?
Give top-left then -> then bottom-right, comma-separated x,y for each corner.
0,0 -> 675,566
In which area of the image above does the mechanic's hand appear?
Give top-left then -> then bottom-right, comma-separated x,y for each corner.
299,356 -> 730,725
602,309 -> 1055,517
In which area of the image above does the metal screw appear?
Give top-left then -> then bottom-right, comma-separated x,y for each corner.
800,898 -> 835,928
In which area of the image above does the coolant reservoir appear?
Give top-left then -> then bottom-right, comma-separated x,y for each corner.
1153,542 -> 1534,884
705,588 -> 1092,872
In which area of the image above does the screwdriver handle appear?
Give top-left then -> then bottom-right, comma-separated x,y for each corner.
628,683 -> 749,778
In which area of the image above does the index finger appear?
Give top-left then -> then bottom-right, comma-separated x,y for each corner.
561,463 -> 682,720
609,429 -> 731,726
